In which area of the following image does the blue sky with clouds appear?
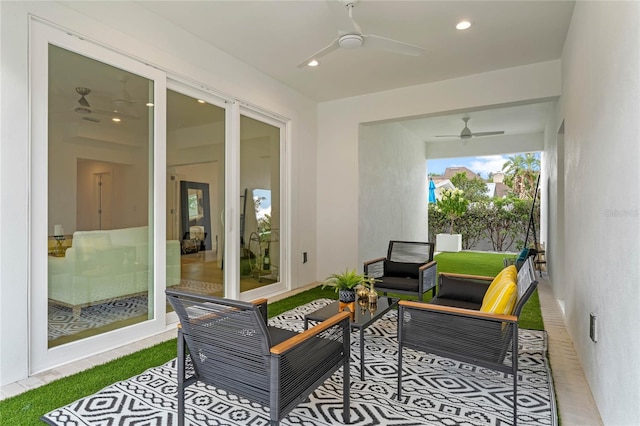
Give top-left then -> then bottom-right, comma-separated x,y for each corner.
428,155 -> 509,178
428,153 -> 540,178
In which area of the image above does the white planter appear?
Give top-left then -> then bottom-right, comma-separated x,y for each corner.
436,233 -> 462,252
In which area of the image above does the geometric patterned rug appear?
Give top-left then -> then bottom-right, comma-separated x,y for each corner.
48,296 -> 149,341
48,280 -> 224,341
42,299 -> 557,425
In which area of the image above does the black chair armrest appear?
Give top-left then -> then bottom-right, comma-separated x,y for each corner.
364,257 -> 386,278
418,260 -> 437,271
270,311 -> 351,355
364,256 -> 386,267
439,272 -> 493,281
399,300 -> 517,323
418,260 -> 437,295
251,298 -> 269,324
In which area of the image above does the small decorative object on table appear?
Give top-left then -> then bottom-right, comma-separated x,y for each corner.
367,277 -> 379,304
357,283 -> 370,300
53,224 -> 66,257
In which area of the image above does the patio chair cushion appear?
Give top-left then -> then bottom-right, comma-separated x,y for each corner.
436,277 -> 489,305
480,274 -> 517,315
384,260 -> 420,279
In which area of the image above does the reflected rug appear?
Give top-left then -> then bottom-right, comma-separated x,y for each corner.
42,299 -> 556,425
48,280 -> 223,341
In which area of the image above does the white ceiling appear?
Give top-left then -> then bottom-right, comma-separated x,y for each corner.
137,0 -> 574,103
58,1 -> 575,143
133,0 -> 574,141
400,101 -> 553,143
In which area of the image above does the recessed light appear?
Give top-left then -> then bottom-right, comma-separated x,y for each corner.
307,59 -> 319,67
197,99 -> 206,104
112,117 -> 121,122
146,102 -> 154,107
456,20 -> 471,30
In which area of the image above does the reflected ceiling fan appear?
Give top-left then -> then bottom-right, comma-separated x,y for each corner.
64,85 -> 139,122
436,117 -> 505,140
297,0 -> 425,68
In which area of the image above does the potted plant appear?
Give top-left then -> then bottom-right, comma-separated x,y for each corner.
323,268 -> 365,302
433,187 -> 469,252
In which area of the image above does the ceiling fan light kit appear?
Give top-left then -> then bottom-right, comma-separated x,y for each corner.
338,34 -> 364,49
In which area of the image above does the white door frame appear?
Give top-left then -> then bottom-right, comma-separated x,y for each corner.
30,19 -> 167,374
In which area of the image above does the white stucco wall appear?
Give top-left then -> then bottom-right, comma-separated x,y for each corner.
555,2 -> 640,423
542,103 -> 566,306
358,123 -> 428,268
0,1 -> 318,385
317,61 -> 561,279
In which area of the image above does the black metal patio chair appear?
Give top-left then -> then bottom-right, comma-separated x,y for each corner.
363,240 -> 437,301
165,289 -> 351,426
396,257 -> 539,425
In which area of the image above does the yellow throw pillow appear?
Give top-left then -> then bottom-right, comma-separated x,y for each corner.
482,265 -> 517,304
480,278 -> 517,315
493,265 -> 517,286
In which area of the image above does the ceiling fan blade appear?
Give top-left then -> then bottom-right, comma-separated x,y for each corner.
77,96 -> 90,108
362,34 -> 425,56
434,135 -> 461,138
470,131 -> 505,137
296,38 -> 341,68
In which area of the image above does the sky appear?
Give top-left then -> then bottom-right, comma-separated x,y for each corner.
427,153 -> 539,178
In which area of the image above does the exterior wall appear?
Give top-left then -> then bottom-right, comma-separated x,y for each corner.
555,2 -> 640,423
358,123 -> 428,267
0,1 -> 318,385
317,61 -> 561,279
542,103 -> 566,306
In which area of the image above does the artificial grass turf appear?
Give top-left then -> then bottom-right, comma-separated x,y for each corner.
0,252 -> 542,424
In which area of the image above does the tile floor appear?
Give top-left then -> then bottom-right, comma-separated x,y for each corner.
1,278 -> 604,425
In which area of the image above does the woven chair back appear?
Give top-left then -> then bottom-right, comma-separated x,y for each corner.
166,290 -> 272,405
387,241 -> 435,263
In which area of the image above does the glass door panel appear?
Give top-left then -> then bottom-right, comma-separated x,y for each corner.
47,44 -> 154,347
240,115 -> 281,292
166,89 -> 225,299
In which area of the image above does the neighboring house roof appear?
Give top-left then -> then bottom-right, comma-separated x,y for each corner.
441,167 -> 482,181
430,179 -> 455,201
430,170 -> 511,199
494,182 -> 510,198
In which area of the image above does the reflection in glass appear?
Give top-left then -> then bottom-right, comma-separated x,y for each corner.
166,90 -> 225,298
47,45 -> 154,347
240,115 -> 281,291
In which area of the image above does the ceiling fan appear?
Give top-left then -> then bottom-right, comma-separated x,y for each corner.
436,117 -> 505,140
62,86 -> 139,122
297,0 -> 425,68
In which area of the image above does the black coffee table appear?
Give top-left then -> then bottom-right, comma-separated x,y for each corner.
304,297 -> 397,380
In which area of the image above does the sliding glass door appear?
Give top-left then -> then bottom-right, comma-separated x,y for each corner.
239,113 -> 283,294
46,44 -> 155,348
166,87 -> 226,299
31,21 -> 166,374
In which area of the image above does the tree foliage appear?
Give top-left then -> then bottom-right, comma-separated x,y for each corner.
433,188 -> 469,233
428,168 -> 540,252
450,172 -> 489,203
502,153 -> 540,199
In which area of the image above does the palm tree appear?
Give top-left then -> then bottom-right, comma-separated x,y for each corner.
502,153 -> 540,199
